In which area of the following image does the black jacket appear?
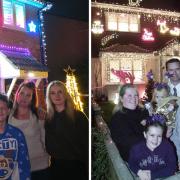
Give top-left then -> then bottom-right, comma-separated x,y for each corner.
45,110 -> 88,165
109,107 -> 149,161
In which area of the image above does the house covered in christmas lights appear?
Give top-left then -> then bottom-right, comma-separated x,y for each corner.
0,0 -> 52,101
92,0 -> 180,101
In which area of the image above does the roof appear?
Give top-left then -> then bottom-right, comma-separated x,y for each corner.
17,0 -> 48,8
92,0 -> 180,12
0,50 -> 48,72
101,44 -> 151,53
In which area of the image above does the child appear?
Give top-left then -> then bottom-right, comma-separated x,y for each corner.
145,82 -> 179,128
128,114 -> 177,180
0,93 -> 30,179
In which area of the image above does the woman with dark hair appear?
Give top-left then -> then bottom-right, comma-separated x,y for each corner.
8,81 -> 49,180
109,84 -> 149,162
45,80 -> 88,180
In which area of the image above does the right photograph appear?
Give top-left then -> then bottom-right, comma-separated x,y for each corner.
91,0 -> 180,179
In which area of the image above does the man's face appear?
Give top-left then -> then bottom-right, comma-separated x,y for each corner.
167,62 -> 180,85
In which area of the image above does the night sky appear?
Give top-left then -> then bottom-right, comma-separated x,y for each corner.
43,0 -> 89,94
47,0 -> 88,21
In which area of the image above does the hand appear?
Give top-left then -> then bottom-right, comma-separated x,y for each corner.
178,162 -> 180,171
167,103 -> 174,112
140,119 -> 146,126
137,169 -> 151,180
166,127 -> 173,138
38,108 -> 46,120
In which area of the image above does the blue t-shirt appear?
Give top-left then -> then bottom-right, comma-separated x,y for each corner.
128,139 -> 177,180
0,124 -> 30,180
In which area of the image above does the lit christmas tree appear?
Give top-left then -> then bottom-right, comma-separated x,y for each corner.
64,66 -> 84,112
142,69 -> 155,104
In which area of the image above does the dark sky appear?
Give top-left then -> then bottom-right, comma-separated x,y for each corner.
47,0 -> 88,21
43,0 -> 89,94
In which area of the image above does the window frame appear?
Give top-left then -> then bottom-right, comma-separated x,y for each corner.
105,12 -> 140,33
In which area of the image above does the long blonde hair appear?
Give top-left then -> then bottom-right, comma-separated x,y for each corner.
46,80 -> 75,121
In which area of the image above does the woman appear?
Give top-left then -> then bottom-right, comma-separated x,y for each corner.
45,80 -> 88,180
8,81 -> 49,180
109,84 -> 149,162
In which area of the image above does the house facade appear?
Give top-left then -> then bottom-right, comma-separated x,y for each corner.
0,0 -> 52,108
92,1 -> 180,101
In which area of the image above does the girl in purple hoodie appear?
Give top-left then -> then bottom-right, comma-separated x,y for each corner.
128,114 -> 177,180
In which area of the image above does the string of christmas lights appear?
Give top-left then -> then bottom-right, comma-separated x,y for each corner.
39,2 -> 52,65
92,2 -> 180,23
64,66 -> 84,112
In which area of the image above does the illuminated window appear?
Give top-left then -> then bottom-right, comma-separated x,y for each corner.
105,12 -> 117,31
105,12 -> 140,32
15,3 -> 25,28
2,0 -> 13,25
107,58 -> 143,83
2,0 -> 25,30
118,14 -> 129,32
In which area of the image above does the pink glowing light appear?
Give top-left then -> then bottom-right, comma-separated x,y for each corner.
142,28 -> 155,41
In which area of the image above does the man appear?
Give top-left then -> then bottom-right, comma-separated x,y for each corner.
166,59 -> 180,169
166,58 -> 180,97
0,93 -> 30,179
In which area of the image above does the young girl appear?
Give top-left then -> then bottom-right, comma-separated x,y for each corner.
128,114 -> 177,180
145,82 -> 178,128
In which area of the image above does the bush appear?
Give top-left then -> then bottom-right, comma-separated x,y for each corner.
92,127 -> 110,180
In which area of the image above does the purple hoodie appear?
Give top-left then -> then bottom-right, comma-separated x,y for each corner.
128,139 -> 177,180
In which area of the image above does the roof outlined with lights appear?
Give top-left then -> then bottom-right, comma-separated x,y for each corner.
0,44 -> 48,72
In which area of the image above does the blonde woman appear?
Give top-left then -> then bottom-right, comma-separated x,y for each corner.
45,80 -> 88,179
8,82 -> 50,180
109,84 -> 149,162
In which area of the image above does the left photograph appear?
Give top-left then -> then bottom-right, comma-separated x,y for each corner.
0,0 -> 89,179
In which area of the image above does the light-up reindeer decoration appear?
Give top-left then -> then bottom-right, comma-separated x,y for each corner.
111,68 -> 135,84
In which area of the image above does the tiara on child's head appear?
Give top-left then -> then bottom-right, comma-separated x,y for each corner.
153,82 -> 168,90
147,114 -> 166,125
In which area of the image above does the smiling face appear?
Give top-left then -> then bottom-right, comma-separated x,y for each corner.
49,84 -> 66,108
16,86 -> 33,108
121,88 -> 139,110
144,126 -> 163,151
154,89 -> 168,106
167,62 -> 180,85
0,100 -> 9,123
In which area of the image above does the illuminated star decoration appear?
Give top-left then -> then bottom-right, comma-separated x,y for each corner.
28,21 -> 36,32
64,66 -> 75,75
